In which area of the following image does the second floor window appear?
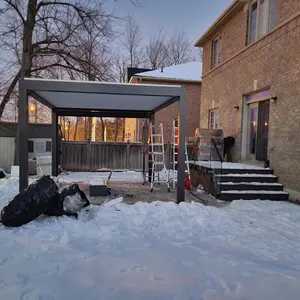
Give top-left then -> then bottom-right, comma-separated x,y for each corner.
248,0 -> 276,44
212,36 -> 221,68
209,110 -> 219,129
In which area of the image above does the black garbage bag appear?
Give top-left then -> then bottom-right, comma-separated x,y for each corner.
45,183 -> 90,218
1,175 -> 59,227
223,136 -> 236,160
0,169 -> 6,179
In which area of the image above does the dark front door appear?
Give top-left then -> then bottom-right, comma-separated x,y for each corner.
256,100 -> 270,161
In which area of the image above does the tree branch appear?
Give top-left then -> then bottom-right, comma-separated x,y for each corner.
4,0 -> 25,24
0,69 -> 21,119
31,62 -> 89,75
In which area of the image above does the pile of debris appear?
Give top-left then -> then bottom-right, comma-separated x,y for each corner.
0,175 -> 90,227
0,168 -> 7,179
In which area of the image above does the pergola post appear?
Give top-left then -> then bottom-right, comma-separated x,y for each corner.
148,114 -> 155,182
18,79 -> 29,192
52,110 -> 58,176
177,93 -> 186,204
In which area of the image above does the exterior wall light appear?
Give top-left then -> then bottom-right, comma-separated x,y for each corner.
271,96 -> 277,103
234,105 -> 240,110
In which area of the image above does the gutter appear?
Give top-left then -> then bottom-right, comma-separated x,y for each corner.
131,76 -> 201,84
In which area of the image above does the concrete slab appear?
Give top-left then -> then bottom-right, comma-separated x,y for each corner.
56,172 -> 230,208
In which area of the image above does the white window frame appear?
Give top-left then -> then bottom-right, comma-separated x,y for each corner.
248,0 -> 276,44
209,109 -> 219,129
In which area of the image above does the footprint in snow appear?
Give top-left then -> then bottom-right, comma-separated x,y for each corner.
219,279 -> 238,293
132,265 -> 145,272
119,268 -> 128,274
149,274 -> 162,281
120,265 -> 145,274
55,263 -> 68,276
16,273 -> 30,286
0,256 -> 12,265
20,288 -> 36,300
107,287 -> 117,293
182,261 -> 195,267
20,289 -> 55,300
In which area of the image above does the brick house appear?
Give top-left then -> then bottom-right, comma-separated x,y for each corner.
124,62 -> 202,143
195,0 -> 300,198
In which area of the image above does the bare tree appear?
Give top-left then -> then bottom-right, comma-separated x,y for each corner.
167,30 -> 193,65
0,0 -> 115,118
113,52 -> 128,141
145,28 -> 168,69
115,52 -> 127,82
196,48 -> 203,62
73,18 -> 115,141
123,15 -> 143,68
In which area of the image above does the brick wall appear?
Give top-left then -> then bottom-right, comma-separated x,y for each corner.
202,5 -> 248,74
127,79 -> 201,144
277,0 -> 300,24
199,13 -> 300,191
202,0 -> 300,76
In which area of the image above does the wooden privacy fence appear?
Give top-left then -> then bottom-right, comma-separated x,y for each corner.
61,141 -> 143,171
61,141 -> 195,172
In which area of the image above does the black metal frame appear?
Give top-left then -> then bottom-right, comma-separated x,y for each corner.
18,78 -> 187,203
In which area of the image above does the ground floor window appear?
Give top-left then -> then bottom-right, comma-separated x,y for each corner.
209,109 -> 219,129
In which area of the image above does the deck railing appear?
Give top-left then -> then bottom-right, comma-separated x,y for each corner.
210,137 -> 224,197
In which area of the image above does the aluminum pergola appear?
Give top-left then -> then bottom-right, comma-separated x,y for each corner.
18,78 -> 187,203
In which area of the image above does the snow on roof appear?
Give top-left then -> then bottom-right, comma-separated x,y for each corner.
134,61 -> 202,82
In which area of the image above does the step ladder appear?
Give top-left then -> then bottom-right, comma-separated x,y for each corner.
170,118 -> 190,188
149,122 -> 170,192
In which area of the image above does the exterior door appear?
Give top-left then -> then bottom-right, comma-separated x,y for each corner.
247,103 -> 259,160
256,100 -> 270,161
247,100 -> 270,161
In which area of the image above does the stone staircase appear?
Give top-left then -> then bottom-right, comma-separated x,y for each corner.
214,166 -> 289,201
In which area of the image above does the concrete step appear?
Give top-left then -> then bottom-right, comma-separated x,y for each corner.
215,173 -> 278,183
214,168 -> 274,175
220,190 -> 289,201
218,182 -> 284,191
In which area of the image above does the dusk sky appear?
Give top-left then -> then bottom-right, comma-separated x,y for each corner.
110,0 -> 233,44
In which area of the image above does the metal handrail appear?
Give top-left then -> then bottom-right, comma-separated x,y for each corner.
210,137 -> 223,197
211,137 -> 224,163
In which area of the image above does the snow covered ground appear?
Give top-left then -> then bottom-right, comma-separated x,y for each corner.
58,170 -> 144,184
1,178 -> 300,300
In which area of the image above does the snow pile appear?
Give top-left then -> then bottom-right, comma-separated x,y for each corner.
58,171 -> 144,184
1,179 -> 300,299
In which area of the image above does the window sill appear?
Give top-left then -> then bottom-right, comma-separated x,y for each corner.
211,64 -> 221,71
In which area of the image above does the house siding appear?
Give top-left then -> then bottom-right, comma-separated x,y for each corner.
199,8 -> 300,192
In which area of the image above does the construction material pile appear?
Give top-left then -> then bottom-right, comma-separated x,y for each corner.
1,175 -> 89,227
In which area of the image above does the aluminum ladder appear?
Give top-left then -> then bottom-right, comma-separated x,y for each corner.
149,122 -> 170,192
170,118 -> 190,188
